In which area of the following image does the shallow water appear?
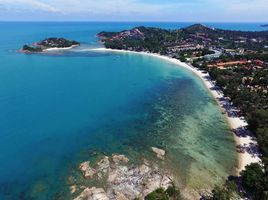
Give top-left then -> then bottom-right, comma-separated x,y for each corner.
0,22 -> 254,199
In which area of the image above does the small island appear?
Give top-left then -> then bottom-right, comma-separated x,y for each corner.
22,37 -> 80,53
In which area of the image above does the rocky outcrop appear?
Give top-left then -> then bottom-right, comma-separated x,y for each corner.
74,154 -> 173,200
70,185 -> 78,194
151,147 -> 166,160
96,156 -> 110,179
73,187 -> 109,200
79,161 -> 96,179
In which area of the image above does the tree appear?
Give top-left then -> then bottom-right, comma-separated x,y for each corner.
145,186 -> 184,200
256,128 -> 268,158
210,180 -> 239,200
248,109 -> 268,132
145,188 -> 169,200
180,56 -> 187,62
241,163 -> 265,199
166,186 -> 184,200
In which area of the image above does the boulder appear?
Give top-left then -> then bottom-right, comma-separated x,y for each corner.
91,188 -> 109,200
112,154 -> 129,163
97,156 -> 110,179
97,156 -> 110,171
74,187 -> 109,200
114,191 -> 130,200
151,147 -> 166,160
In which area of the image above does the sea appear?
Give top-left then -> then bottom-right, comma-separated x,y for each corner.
0,22 -> 266,200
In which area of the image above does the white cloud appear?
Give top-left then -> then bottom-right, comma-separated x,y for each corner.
0,0 -> 267,21
0,0 -> 188,15
0,0 -> 60,12
46,0 -> 175,15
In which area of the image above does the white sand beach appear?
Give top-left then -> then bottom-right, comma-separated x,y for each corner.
44,45 -> 79,51
90,48 -> 262,174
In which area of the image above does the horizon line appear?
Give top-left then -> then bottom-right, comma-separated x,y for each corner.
0,20 -> 267,23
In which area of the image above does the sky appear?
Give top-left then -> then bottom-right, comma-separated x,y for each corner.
0,0 -> 267,22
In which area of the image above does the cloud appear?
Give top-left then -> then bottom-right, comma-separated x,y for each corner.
46,0 -> 174,15
0,0 -> 191,15
0,0 -> 267,21
0,0 -> 60,12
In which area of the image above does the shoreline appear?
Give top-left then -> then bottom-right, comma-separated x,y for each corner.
90,47 -> 261,175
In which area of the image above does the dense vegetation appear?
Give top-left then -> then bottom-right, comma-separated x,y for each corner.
98,24 -> 268,54
22,45 -> 42,52
144,186 -> 184,200
99,26 -> 172,53
37,37 -> 79,48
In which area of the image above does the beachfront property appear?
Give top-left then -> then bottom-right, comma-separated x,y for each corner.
206,59 -> 265,69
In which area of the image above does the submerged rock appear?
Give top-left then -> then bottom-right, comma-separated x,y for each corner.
70,185 -> 78,194
151,147 -> 166,160
74,154 -> 173,200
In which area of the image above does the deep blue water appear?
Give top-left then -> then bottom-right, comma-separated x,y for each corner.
0,22 -> 263,199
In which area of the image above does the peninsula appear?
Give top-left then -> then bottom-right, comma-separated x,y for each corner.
97,24 -> 268,199
21,37 -> 80,52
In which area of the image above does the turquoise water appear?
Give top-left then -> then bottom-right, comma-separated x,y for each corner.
0,22 -> 262,199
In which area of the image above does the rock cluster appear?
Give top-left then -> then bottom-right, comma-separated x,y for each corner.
72,153 -> 173,200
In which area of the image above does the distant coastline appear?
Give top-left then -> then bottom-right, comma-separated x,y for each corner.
90,47 -> 261,174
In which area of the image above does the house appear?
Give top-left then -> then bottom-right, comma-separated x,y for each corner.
254,60 -> 264,66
